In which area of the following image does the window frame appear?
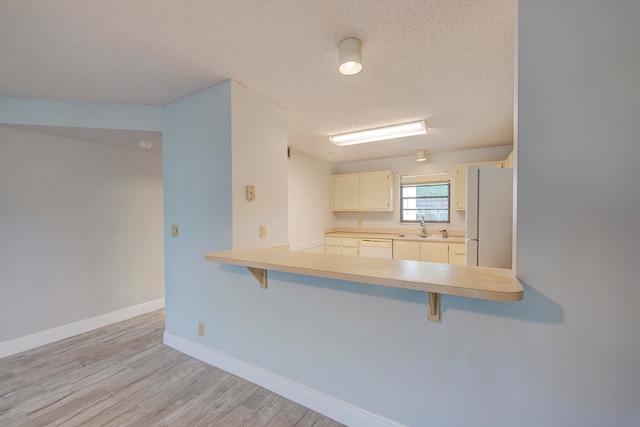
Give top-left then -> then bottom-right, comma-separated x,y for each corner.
399,175 -> 451,224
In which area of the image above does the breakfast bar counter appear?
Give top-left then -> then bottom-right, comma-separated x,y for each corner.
205,247 -> 523,322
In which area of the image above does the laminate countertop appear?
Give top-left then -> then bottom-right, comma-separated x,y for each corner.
205,247 -> 522,302
325,231 -> 466,244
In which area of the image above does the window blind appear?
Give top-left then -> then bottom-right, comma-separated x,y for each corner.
400,172 -> 450,185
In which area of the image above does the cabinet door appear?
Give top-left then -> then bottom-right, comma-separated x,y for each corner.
419,242 -> 449,263
341,246 -> 359,256
448,243 -> 467,265
326,245 -> 341,255
454,165 -> 467,211
393,241 -> 420,260
333,174 -> 360,210
504,151 -> 514,169
359,171 -> 392,210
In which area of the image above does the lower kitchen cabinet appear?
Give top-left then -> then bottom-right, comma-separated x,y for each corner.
448,243 -> 467,265
419,242 -> 449,263
326,245 -> 341,255
325,236 -> 359,256
393,240 -> 466,265
392,240 -> 420,261
341,246 -> 359,256
331,235 -> 466,264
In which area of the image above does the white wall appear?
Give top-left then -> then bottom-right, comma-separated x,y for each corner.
0,96 -> 162,131
335,145 -> 512,231
0,125 -> 164,343
287,149 -> 337,250
232,83 -> 288,248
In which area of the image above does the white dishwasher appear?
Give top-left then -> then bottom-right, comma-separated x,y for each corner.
358,238 -> 393,259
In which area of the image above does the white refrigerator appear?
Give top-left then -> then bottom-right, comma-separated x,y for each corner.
465,165 -> 513,268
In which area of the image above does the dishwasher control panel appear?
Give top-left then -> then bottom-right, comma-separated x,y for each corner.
358,238 -> 392,248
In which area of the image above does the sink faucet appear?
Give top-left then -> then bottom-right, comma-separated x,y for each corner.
419,215 -> 429,236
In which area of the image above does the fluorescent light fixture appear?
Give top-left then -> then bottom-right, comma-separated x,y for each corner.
330,120 -> 428,146
339,38 -> 363,76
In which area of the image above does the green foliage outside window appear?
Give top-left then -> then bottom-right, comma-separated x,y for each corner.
401,182 -> 450,223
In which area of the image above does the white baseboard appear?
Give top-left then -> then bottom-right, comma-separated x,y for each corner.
0,298 -> 165,359
163,331 -> 405,427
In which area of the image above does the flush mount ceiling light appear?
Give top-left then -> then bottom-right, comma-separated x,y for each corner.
338,37 -> 363,75
330,120 -> 428,146
416,150 -> 428,162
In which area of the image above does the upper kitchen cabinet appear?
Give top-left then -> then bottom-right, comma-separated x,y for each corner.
332,170 -> 394,211
332,174 -> 360,210
504,151 -> 514,169
453,161 -> 504,211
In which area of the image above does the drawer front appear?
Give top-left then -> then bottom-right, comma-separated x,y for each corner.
341,237 -> 359,247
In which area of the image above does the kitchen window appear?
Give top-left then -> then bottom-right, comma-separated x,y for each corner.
400,173 -> 450,223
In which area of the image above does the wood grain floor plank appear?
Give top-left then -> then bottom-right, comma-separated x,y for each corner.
0,310 -> 344,427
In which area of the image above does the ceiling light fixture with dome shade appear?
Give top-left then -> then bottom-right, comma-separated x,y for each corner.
339,37 -> 363,75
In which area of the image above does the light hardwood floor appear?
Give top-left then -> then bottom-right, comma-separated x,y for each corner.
0,310 -> 344,427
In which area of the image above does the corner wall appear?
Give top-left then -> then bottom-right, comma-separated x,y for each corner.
231,83 -> 288,248
287,149 -> 337,249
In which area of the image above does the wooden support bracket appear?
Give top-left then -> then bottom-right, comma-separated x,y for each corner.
206,247 -> 524,324
247,267 -> 268,289
427,292 -> 440,322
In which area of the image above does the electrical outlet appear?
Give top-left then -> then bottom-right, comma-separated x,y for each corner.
260,224 -> 266,238
246,185 -> 255,201
171,225 -> 180,237
198,322 -> 205,336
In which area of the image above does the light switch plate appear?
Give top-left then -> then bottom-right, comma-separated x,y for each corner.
246,185 -> 255,201
260,224 -> 266,238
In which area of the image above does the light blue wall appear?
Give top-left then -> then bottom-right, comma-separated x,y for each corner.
162,82 -> 233,340
161,84 -> 538,426
161,3 -> 640,426
515,1 -> 640,425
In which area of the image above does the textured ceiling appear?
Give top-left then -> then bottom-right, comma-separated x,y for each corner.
0,0 -> 515,162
